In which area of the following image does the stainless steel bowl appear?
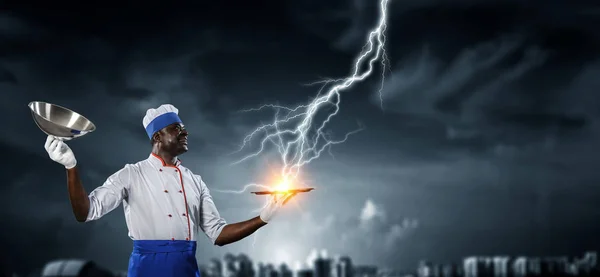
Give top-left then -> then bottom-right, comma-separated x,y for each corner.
28,101 -> 96,139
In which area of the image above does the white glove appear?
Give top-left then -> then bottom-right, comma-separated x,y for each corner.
259,192 -> 296,223
44,135 -> 77,169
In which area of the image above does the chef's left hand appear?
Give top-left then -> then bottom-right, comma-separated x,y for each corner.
259,192 -> 297,223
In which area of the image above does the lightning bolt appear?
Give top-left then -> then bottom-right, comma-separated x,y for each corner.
217,2 -> 391,251
221,0 -> 392,247
228,0 -> 391,188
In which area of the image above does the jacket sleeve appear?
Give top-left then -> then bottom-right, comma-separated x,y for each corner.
85,165 -> 133,222
195,174 -> 228,244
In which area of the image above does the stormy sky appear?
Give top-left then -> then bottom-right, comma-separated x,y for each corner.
1,0 -> 600,275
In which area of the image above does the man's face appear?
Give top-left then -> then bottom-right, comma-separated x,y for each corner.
157,123 -> 188,155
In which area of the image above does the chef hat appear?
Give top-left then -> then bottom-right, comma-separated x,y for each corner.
142,104 -> 183,139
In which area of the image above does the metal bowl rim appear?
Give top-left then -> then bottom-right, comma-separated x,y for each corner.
28,101 -> 96,131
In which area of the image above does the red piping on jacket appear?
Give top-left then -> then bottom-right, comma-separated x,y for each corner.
151,153 -> 192,240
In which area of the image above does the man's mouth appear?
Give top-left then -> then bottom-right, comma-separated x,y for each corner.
179,138 -> 188,145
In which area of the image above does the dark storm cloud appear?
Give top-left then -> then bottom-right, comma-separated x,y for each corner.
0,19 -> 241,161
350,0 -> 600,159
294,0 -> 528,51
373,35 -> 555,149
0,142 -> 106,273
0,65 -> 17,84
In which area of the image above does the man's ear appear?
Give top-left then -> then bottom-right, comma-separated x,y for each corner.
152,133 -> 161,143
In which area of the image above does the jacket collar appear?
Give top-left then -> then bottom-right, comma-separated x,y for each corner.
149,152 -> 182,167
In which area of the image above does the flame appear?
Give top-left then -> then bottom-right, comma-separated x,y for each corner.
275,180 -> 291,192
261,162 -> 305,193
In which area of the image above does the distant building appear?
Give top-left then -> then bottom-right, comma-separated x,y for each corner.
527,257 -> 542,276
462,257 -> 476,277
539,256 -> 568,276
580,251 -> 598,274
258,263 -> 277,277
586,251 -> 598,268
237,254 -> 254,277
297,269 -> 314,277
223,253 -> 237,277
417,261 -> 432,277
258,263 -> 268,277
41,259 -> 114,277
492,256 -> 510,277
209,258 -> 223,277
512,256 -> 528,277
430,263 -> 442,277
570,251 -> 599,276
279,264 -> 293,277
336,256 -> 353,277
463,256 -> 494,277
415,261 -> 445,277
315,257 -> 332,277
440,264 -> 458,277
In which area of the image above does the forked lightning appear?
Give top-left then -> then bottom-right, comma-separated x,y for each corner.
225,0 -> 392,192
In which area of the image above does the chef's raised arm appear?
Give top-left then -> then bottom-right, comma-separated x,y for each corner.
195,175 -> 228,244
86,165 -> 134,222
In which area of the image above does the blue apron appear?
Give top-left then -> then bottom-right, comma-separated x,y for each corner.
128,240 -> 200,277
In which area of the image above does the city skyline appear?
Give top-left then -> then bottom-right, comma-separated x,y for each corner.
22,249 -> 599,277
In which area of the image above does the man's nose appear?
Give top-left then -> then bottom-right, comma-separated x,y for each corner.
180,129 -> 188,136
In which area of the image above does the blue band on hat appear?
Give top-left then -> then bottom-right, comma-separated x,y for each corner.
145,112 -> 182,139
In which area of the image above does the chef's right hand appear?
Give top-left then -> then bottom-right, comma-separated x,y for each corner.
44,135 -> 77,169
259,192 -> 297,223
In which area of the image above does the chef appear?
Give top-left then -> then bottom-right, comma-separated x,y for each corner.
43,104 -> 296,277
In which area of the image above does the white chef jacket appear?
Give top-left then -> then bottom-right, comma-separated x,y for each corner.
85,153 -> 227,244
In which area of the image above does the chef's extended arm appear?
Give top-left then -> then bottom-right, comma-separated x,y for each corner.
200,185 -> 267,247
195,175 -> 264,246
44,136 -> 130,223
195,175 -> 294,247
214,217 -> 266,246
66,166 -> 91,222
